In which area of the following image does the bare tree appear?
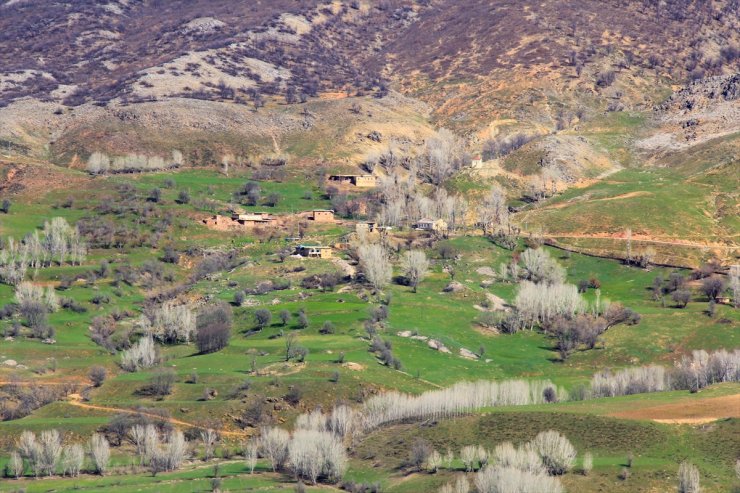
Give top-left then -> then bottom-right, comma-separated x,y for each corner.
402,250 -> 430,292
120,336 -> 158,372
475,465 -> 563,493
89,433 -> 110,475
454,475 -> 470,493
358,243 -> 392,291
477,184 -> 509,236
426,449 -> 443,473
520,248 -> 565,285
89,366 -> 107,387
461,445 -> 478,472
150,303 -> 196,344
260,427 -> 290,472
8,451 -> 23,478
678,462 -> 700,493
582,452 -> 593,475
200,429 -> 218,461
288,429 -> 347,484
130,424 -> 158,465
38,429 -> 62,476
61,444 -> 84,477
244,440 -> 258,473
730,265 -> 740,308
530,430 -> 576,475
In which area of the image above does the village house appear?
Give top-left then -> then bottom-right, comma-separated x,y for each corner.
415,218 -> 448,232
296,244 -> 333,259
328,174 -> 377,187
232,212 -> 276,226
310,209 -> 335,222
355,221 -> 377,233
471,154 -> 483,166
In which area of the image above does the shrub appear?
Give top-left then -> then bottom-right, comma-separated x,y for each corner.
254,309 -> 272,329
89,366 -> 107,387
143,368 -> 176,397
320,321 -> 336,334
195,303 -> 232,354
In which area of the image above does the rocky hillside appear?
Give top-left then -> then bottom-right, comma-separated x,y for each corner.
0,0 -> 738,185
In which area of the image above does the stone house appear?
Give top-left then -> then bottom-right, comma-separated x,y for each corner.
296,244 -> 333,259
310,209 -> 335,222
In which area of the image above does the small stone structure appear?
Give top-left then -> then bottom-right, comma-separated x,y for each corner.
310,209 -> 335,222
415,218 -> 448,232
328,174 -> 377,187
296,244 -> 333,259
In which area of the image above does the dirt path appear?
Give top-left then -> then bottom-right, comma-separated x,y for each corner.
610,393 -> 740,424
66,394 -> 249,438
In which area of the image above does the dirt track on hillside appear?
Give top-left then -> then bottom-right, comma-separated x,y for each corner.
66,394 -> 249,437
610,393 -> 740,424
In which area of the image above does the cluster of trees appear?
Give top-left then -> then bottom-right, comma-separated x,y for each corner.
233,181 -> 281,207
652,269 -> 733,309
195,302 -> 232,354
514,281 -> 584,329
86,150 -> 183,174
1,381 -> 76,421
145,303 -> 196,344
258,426 -> 347,485
129,425 -> 187,475
374,170 -> 468,230
436,431 -> 576,493
120,336 -> 158,372
359,379 -> 565,431
357,243 -> 392,291
591,348 -> 740,397
0,217 -> 87,285
13,281 -> 60,339
5,430 -> 109,478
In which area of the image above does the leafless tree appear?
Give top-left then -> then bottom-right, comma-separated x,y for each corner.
89,433 -> 110,475
426,449 -> 442,473
358,243 -> 392,291
61,444 -> 84,477
582,452 -> 593,475
530,431 -> 576,475
729,265 -> 740,308
150,303 -> 195,344
244,439 -> 258,473
520,248 -> 566,285
461,445 -> 478,472
200,429 -> 218,461
8,450 -> 23,478
288,429 -> 347,484
401,250 -> 429,292
477,184 -> 509,236
678,462 -> 700,493
120,336 -> 158,372
260,427 -> 290,472
38,429 -> 63,476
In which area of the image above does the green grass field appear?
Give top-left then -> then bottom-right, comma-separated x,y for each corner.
0,165 -> 737,492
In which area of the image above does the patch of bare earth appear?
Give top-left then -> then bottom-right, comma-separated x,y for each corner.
610,393 -> 740,424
